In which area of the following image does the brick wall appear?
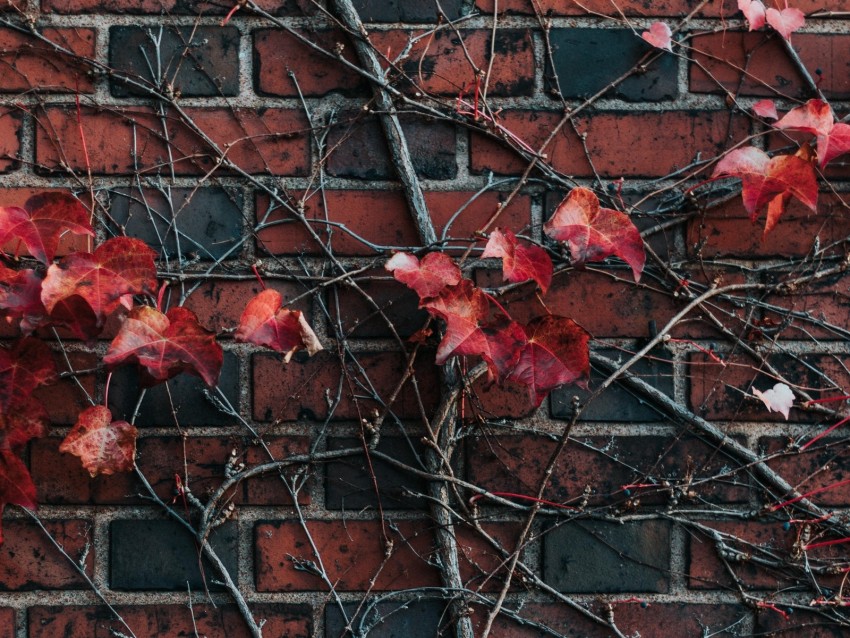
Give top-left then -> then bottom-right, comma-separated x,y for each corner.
1,0 -> 850,636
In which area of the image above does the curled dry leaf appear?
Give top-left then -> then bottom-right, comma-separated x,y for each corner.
481,228 -> 553,294
104,305 -> 223,387
752,382 -> 794,420
543,187 -> 645,281
385,251 -> 462,300
60,405 -> 138,477
236,289 -> 323,362
641,21 -> 673,52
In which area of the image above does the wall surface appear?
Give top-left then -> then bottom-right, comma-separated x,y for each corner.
1,0 -> 850,636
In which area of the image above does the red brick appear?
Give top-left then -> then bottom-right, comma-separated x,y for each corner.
760,436 -> 850,507
28,604 -> 311,637
0,109 -> 21,173
31,351 -> 97,426
688,193 -> 850,259
0,28 -> 94,93
467,433 -> 749,507
425,191 -> 532,250
464,377 -> 538,420
41,0 -> 315,13
35,107 -> 309,177
182,279 -> 308,334
254,28 -> 365,98
252,350 -> 439,422
255,519 -> 441,591
0,608 -> 11,638
0,519 -> 92,590
761,272 -> 850,341
369,29 -> 534,97
471,110 -> 749,179
757,608 -> 850,636
456,523 -> 523,592
691,32 -> 850,99
477,0 -> 850,15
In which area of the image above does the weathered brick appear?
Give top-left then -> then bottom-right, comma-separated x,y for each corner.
760,272 -> 850,341
0,28 -> 94,93
467,432 -> 749,507
475,0 -> 740,15
547,29 -> 677,101
691,32 -> 850,99
252,350 -> 439,422
543,520 -> 671,593
31,350 -> 97,426
327,114 -> 457,180
0,109 -> 22,173
110,519 -> 237,590
471,110 -> 749,179
326,436 -> 428,510
0,519 -> 93,590
28,604 -> 312,637
0,609 -> 12,638
110,26 -> 239,97
759,436 -> 850,507
756,608 -> 849,637
370,29 -> 534,97
108,187 -> 244,261
254,28 -> 366,98
326,601 -> 448,638
41,0 -> 317,13
36,106 -> 310,176
353,0 -> 463,21
107,351 -> 239,427
255,519 -> 440,591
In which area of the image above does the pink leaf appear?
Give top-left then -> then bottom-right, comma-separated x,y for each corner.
752,382 -> 794,420
385,252 -> 462,300
236,289 -> 322,362
752,99 -> 778,120
766,7 -> 805,40
60,405 -> 137,477
738,0 -> 766,30
775,99 -> 833,137
641,21 -> 673,52
818,122 -> 850,167
481,228 -> 553,294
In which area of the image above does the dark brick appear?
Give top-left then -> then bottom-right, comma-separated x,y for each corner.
352,0 -> 463,21
110,26 -> 240,97
761,271 -> 850,341
327,114 -> 457,180
326,601 -> 447,637
330,272 -> 429,338
0,28 -> 94,94
326,436 -> 428,510
28,604 -> 312,638
42,0 -> 316,13
543,520 -> 671,593
31,351 -> 97,426
759,436 -> 850,507
757,608 -> 850,637
107,351 -> 239,427
0,519 -> 93,590
0,109 -> 21,173
476,0 -> 742,15
110,519 -> 237,591
551,347 -> 674,422
547,29 -> 677,101
108,187 -> 244,261
0,609 -> 11,638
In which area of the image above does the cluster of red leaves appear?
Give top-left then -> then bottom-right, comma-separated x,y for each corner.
715,99 -> 850,235
738,0 -> 805,40
0,193 -> 322,535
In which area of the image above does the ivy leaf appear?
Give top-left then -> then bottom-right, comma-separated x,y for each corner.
738,0 -> 766,30
775,99 -> 833,137
766,7 -> 805,40
0,337 -> 57,409
752,382 -> 794,420
104,305 -> 223,387
421,280 -> 491,365
641,21 -> 673,52
60,405 -> 137,477
507,315 -> 591,407
481,228 -> 553,294
0,266 -> 46,334
385,252 -> 462,300
752,99 -> 778,120
0,192 -> 93,265
712,147 -> 818,233
543,187 -> 645,282
40,237 -> 157,337
818,123 -> 850,167
0,449 -> 37,543
236,289 -> 323,363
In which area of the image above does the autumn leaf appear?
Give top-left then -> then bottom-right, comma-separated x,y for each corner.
0,192 -> 93,265
60,405 -> 137,477
481,228 -> 553,294
738,0 -> 766,30
236,289 -> 322,362
421,280 -> 491,365
752,382 -> 794,420
386,252 -> 462,299
641,21 -> 673,52
0,337 -> 57,409
712,146 -> 818,233
543,187 -> 645,281
752,99 -> 778,120
775,99 -> 833,137
0,449 -> 37,543
507,315 -> 591,407
41,237 -> 157,336
104,305 -> 223,387
0,265 -> 46,334
766,7 -> 805,40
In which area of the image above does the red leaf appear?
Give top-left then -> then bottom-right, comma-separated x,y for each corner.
481,318 -> 528,382
2,396 -> 49,452
386,252 -> 462,299
0,337 -> 57,409
104,305 -> 223,387
0,265 -> 46,334
507,315 -> 590,407
0,192 -> 93,265
712,147 -> 818,232
421,280 -> 491,365
0,449 -> 37,543
766,6 -> 805,40
41,237 -> 157,336
481,228 -> 553,293
818,122 -> 850,167
738,0 -> 766,30
60,405 -> 137,477
641,21 -> 673,52
775,99 -> 833,137
752,99 -> 778,120
236,289 -> 323,362
543,187 -> 645,281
